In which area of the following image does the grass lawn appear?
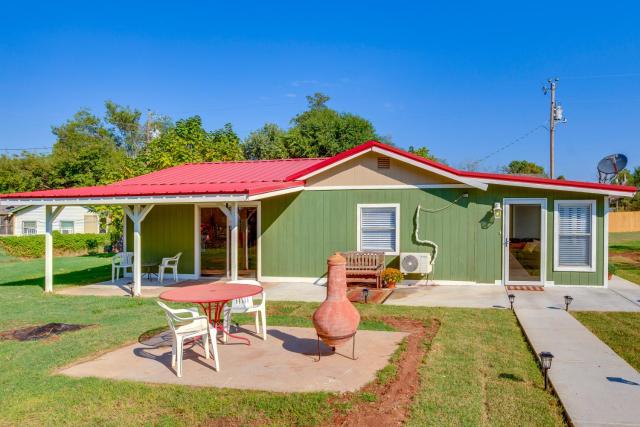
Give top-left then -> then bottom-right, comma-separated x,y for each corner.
0,254 -> 112,288
0,259 -> 565,426
572,312 -> 640,372
609,232 -> 640,285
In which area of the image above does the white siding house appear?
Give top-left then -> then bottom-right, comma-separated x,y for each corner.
8,206 -> 101,235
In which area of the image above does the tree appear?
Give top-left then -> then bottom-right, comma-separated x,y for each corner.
284,93 -> 382,158
140,116 -> 244,170
408,145 -> 446,163
104,100 -> 144,157
243,123 -> 288,160
0,152 -> 52,193
50,110 -> 127,188
502,160 -> 546,176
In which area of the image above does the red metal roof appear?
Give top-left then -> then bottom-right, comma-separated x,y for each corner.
0,141 -> 635,200
0,158 -> 321,199
286,140 -> 637,195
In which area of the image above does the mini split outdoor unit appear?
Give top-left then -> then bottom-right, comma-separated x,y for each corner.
399,252 -> 432,275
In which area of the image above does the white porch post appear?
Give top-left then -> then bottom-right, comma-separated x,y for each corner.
124,204 -> 154,296
44,205 -> 63,293
230,202 -> 239,281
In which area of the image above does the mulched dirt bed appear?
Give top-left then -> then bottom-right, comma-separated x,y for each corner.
346,287 -> 394,304
330,316 -> 440,427
0,323 -> 89,341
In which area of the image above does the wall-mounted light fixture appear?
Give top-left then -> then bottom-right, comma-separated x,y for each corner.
493,202 -> 503,219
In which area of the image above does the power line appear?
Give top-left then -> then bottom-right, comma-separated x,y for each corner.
468,124 -> 546,168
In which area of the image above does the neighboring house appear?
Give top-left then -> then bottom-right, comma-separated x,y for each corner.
0,205 -> 101,236
0,141 -> 636,295
0,206 -> 13,235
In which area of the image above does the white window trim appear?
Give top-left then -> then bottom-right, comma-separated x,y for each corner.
554,199 -> 597,272
356,203 -> 400,255
59,220 -> 75,234
22,221 -> 37,235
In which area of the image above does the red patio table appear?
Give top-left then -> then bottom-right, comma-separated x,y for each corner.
160,282 -> 263,345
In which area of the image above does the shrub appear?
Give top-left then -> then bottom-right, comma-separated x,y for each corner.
0,232 -> 111,258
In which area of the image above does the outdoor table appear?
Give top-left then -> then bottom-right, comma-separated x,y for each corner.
141,262 -> 158,280
159,283 -> 263,345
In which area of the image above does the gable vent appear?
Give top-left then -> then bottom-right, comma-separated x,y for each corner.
377,156 -> 391,169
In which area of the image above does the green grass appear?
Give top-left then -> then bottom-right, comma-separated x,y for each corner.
0,281 -> 565,426
573,312 -> 640,371
0,254 -> 112,289
609,232 -> 640,285
609,231 -> 640,246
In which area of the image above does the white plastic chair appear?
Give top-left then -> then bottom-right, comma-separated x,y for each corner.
112,252 -> 133,282
159,252 -> 182,284
222,279 -> 267,343
157,301 -> 220,376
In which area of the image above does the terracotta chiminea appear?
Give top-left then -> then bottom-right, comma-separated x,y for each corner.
313,253 -> 360,349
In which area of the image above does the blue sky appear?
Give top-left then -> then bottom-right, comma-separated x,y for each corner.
1,1 -> 638,180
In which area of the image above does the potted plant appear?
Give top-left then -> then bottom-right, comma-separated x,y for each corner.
608,263 -> 618,280
381,268 -> 404,288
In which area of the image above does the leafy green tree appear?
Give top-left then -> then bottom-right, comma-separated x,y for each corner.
284,93 -> 382,158
243,123 -> 288,160
141,116 -> 244,170
408,145 -> 446,164
50,110 -> 127,188
502,160 -> 546,176
0,152 -> 52,193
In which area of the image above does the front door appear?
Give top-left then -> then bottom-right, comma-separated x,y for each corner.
503,199 -> 547,285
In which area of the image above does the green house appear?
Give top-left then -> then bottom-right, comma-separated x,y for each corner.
1,141 -> 635,295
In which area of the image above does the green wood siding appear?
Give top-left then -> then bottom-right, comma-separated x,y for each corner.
261,187 -> 604,285
126,205 -> 195,274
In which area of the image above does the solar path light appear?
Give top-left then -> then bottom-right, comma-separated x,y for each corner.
508,294 -> 515,310
539,351 -> 554,390
564,295 -> 573,311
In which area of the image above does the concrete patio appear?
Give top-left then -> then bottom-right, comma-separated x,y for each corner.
59,326 -> 407,393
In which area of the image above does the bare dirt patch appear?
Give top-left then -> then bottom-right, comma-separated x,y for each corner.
0,323 -> 90,341
330,316 -> 440,427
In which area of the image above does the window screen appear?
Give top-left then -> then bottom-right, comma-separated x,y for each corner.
60,221 -> 74,234
22,221 -> 37,235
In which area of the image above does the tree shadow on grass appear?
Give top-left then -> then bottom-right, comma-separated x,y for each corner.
0,265 -> 111,289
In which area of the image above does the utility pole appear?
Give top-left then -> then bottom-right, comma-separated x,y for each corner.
542,78 -> 566,179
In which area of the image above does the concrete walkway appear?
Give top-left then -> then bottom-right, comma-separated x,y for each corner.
516,307 -> 640,427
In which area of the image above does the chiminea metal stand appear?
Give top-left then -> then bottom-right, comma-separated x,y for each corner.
315,332 -> 357,362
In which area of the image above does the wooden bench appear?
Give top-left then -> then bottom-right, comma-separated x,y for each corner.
341,251 -> 385,288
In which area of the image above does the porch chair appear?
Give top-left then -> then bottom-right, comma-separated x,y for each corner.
222,279 -> 267,343
157,301 -> 220,376
159,252 -> 182,284
111,252 -> 133,282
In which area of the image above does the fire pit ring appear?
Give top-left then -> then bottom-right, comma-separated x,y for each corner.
315,331 -> 357,362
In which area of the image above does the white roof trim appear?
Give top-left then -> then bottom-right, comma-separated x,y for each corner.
0,194 -> 248,206
247,186 -> 304,201
480,178 -> 635,197
296,146 -> 488,191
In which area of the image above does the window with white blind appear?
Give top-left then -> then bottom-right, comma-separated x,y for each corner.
357,204 -> 400,255
554,200 -> 597,272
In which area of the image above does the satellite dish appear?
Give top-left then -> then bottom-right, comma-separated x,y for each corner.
597,154 -> 628,183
